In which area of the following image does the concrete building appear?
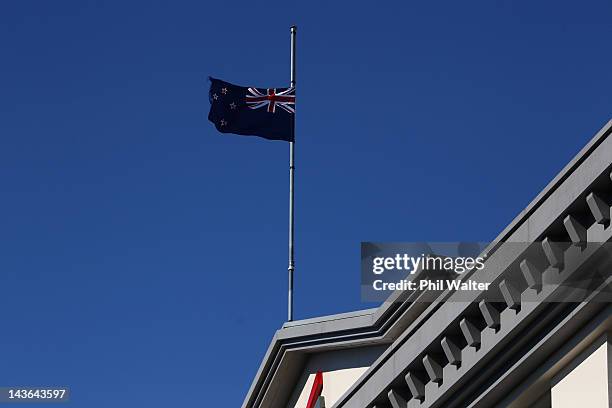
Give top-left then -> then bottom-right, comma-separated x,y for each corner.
242,119 -> 612,408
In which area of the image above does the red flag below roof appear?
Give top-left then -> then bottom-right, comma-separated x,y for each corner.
305,371 -> 323,408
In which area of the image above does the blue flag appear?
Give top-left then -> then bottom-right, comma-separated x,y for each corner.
208,77 -> 295,142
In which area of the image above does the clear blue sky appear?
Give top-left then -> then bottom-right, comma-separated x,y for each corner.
1,1 -> 611,406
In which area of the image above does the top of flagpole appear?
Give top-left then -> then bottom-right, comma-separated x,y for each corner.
290,26 -> 296,88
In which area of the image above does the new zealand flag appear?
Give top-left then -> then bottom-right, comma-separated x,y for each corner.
208,77 -> 295,142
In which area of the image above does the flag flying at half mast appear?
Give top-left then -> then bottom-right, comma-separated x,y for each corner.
208,77 -> 295,142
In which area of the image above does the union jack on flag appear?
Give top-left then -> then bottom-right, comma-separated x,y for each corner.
246,87 -> 296,114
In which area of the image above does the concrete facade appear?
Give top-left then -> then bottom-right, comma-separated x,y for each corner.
552,336 -> 610,408
242,119 -> 612,408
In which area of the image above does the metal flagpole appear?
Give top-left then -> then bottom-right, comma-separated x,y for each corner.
288,26 -> 296,322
